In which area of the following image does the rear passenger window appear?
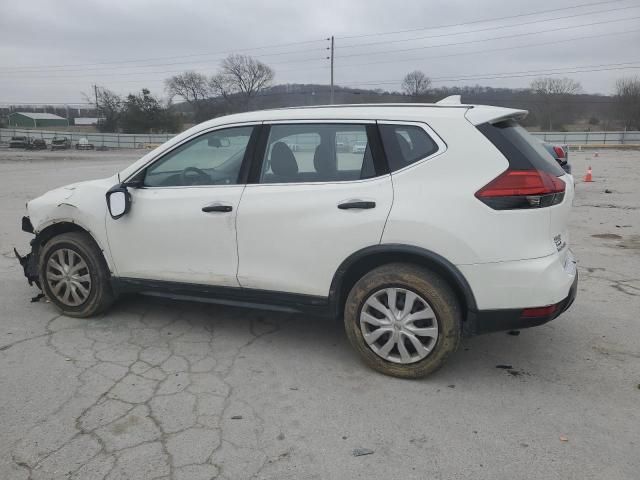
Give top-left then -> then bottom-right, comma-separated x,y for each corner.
259,124 -> 377,183
476,120 -> 565,176
379,124 -> 439,172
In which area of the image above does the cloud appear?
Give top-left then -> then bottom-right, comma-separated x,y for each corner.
0,0 -> 638,103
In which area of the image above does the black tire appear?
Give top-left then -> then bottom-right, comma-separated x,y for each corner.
344,263 -> 461,379
38,232 -> 115,317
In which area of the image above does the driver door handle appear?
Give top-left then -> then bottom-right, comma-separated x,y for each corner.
202,203 -> 233,213
338,200 -> 376,210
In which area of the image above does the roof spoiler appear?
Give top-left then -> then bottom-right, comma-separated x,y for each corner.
435,95 -> 462,105
465,106 -> 528,126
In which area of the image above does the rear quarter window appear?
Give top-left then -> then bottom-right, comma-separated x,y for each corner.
379,124 -> 440,172
477,120 -> 565,176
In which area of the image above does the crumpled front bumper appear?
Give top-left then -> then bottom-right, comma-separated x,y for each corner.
15,216 -> 41,289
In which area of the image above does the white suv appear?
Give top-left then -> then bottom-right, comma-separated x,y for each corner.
16,99 -> 577,378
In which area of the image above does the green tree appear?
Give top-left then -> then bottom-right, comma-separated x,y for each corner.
120,89 -> 181,133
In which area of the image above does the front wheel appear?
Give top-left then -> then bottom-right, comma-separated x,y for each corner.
344,263 -> 461,379
38,232 -> 115,317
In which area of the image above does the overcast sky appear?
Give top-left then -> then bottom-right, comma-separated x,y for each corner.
1,0 -> 639,105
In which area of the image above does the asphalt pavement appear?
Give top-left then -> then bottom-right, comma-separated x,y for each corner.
0,147 -> 638,479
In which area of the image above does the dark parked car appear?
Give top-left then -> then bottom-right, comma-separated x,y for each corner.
540,141 -> 571,174
26,138 -> 47,150
51,137 -> 71,150
9,136 -> 30,148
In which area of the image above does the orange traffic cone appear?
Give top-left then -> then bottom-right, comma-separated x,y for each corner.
584,165 -> 593,182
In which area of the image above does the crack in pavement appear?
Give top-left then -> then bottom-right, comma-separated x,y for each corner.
8,300 -> 291,480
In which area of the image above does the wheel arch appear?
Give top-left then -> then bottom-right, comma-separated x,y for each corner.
329,244 -> 477,321
34,221 -> 114,273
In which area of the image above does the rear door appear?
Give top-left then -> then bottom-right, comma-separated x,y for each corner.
235,121 -> 393,297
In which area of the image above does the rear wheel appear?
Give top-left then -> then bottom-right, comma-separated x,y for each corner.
38,232 -> 115,317
344,263 -> 461,378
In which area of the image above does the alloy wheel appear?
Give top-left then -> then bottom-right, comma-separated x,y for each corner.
45,248 -> 92,307
360,287 -> 439,364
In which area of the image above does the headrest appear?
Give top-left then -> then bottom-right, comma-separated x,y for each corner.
271,142 -> 298,176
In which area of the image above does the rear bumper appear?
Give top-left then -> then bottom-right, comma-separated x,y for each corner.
458,248 -> 577,310
466,271 -> 577,335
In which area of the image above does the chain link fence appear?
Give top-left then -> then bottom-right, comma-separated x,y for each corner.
0,128 -> 173,149
530,130 -> 640,145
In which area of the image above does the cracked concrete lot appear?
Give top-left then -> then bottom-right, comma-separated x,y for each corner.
0,147 -> 639,479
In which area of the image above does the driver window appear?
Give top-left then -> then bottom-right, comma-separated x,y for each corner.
144,126 -> 254,187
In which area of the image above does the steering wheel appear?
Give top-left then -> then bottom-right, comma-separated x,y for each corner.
181,166 -> 211,186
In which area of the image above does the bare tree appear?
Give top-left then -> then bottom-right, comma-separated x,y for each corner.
530,77 -> 582,130
401,70 -> 431,97
165,71 -> 212,122
530,77 -> 582,96
614,76 -> 640,130
210,54 -> 274,109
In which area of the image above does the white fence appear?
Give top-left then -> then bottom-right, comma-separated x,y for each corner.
2,127 -> 640,149
0,128 -> 173,149
530,131 -> 640,145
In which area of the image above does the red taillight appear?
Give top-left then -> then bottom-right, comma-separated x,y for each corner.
552,146 -> 566,159
521,305 -> 557,318
475,169 -> 565,209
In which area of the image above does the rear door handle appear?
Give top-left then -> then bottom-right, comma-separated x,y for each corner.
202,203 -> 233,213
338,200 -> 376,210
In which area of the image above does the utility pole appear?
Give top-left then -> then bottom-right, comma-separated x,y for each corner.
330,36 -> 335,104
93,84 -> 99,116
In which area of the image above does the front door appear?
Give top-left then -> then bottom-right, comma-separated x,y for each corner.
106,125 -> 256,286
236,122 -> 393,297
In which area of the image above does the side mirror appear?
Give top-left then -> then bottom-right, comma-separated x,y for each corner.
106,184 -> 131,219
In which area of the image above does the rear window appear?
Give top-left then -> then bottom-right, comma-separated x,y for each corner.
477,120 -> 565,176
379,124 -> 439,172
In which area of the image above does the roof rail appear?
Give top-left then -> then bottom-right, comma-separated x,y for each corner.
269,102 -> 469,111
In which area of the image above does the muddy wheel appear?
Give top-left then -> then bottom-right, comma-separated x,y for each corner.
38,232 -> 115,317
344,263 -> 461,379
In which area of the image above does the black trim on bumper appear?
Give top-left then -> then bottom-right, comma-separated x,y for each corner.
465,272 -> 578,335
22,216 -> 34,233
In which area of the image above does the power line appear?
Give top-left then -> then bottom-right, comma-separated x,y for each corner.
345,61 -> 640,87
344,66 -> 640,91
0,0 -> 625,75
338,4 -> 640,49
0,46 -> 328,76
0,38 -> 328,73
335,15 -> 640,60
0,52 -> 329,78
4,22 -> 637,83
331,28 -> 640,70
2,3 -> 632,77
0,55 -> 329,80
2,26 -> 635,89
335,0 -> 625,39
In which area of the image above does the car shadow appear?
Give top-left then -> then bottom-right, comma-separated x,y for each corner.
102,293 -> 558,385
